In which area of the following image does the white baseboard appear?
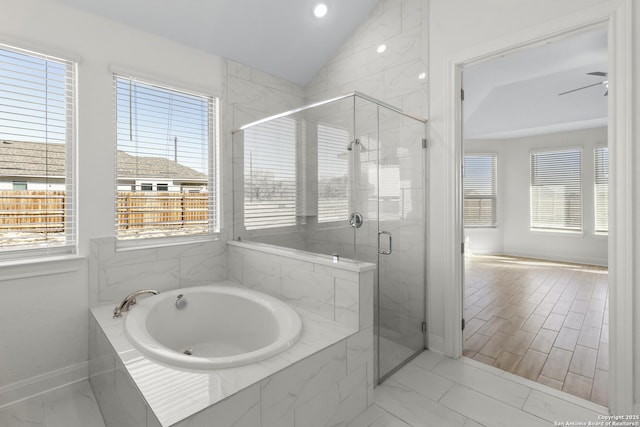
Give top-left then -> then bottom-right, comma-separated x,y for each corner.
0,362 -> 88,408
469,249 -> 607,267
504,249 -> 607,267
427,334 -> 444,354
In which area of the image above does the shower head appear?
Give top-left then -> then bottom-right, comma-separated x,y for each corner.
346,138 -> 367,152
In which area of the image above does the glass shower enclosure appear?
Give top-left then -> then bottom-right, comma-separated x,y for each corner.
231,92 -> 426,382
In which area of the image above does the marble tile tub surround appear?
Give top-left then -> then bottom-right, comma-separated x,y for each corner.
89,239 -> 375,426
89,237 -> 227,308
90,280 -> 374,426
227,240 -> 376,330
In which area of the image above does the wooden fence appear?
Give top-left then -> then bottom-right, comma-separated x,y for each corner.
0,190 -> 209,234
116,191 -> 209,232
0,191 -> 65,232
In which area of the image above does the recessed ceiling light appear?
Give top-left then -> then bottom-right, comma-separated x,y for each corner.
314,3 -> 328,18
418,72 -> 426,80
376,44 -> 386,53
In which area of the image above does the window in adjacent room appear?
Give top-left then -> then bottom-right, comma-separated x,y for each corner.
243,117 -> 297,230
0,44 -> 76,257
114,75 -> 217,241
12,181 -> 27,191
594,145 -> 608,234
317,123 -> 349,223
463,154 -> 497,227
530,148 -> 582,232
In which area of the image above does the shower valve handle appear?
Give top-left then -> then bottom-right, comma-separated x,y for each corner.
349,212 -> 363,228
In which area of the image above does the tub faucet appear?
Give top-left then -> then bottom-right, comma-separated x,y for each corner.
113,289 -> 159,318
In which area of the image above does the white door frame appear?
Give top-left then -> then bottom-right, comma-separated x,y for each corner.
441,0 -> 633,414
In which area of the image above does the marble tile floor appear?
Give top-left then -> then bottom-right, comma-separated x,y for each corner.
349,350 -> 608,427
0,380 -> 105,427
463,255 -> 608,405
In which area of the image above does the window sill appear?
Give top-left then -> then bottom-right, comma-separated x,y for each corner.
115,233 -> 220,252
0,255 -> 85,282
529,228 -> 584,236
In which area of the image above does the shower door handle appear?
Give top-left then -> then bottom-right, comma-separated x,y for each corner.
378,231 -> 392,255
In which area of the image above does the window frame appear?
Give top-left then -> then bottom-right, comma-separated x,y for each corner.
594,144 -> 608,235
529,146 -> 583,233
113,73 -> 219,248
0,43 -> 77,260
12,181 -> 28,191
463,153 -> 498,228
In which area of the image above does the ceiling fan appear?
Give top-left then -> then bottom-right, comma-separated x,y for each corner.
558,72 -> 608,96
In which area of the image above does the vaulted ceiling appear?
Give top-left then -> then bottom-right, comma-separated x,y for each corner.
51,0 -> 380,86
50,1 -> 607,139
464,27 -> 608,139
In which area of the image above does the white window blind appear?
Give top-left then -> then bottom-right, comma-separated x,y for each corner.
0,44 -> 76,257
114,75 -> 216,240
530,148 -> 582,231
243,117 -> 297,230
317,123 -> 349,223
464,154 -> 497,227
594,145 -> 608,234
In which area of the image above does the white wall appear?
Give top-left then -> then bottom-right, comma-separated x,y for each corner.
0,0 -> 217,396
465,127 -> 608,266
633,0 -> 640,410
0,0 -> 304,401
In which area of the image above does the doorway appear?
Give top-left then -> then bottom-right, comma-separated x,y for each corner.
441,1 -> 633,415
460,26 -> 609,406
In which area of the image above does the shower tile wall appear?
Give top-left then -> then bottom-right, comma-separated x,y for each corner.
297,98 -> 357,259
304,0 -> 429,379
304,0 -> 428,118
228,0 -> 430,383
227,242 -> 374,330
224,59 -> 308,248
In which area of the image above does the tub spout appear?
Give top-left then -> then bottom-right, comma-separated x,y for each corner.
113,289 -> 159,318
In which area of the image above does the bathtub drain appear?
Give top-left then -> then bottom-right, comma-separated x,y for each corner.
183,348 -> 193,356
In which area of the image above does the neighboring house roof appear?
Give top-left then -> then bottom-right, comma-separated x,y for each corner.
0,140 -> 65,177
0,140 -> 207,181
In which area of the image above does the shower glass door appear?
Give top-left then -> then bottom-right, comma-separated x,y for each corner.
374,106 -> 426,381
232,93 -> 426,384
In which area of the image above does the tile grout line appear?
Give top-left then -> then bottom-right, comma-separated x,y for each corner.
521,387 -> 533,411
440,383 -> 551,426
374,403 -> 415,427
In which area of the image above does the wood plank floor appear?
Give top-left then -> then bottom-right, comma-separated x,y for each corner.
463,254 -> 609,406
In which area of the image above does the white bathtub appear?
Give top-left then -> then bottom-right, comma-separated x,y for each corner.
123,285 -> 303,369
